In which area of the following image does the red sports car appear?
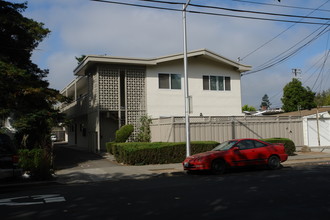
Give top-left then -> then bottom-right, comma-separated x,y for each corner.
183,138 -> 288,174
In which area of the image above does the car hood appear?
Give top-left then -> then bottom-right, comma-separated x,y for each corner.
188,150 -> 224,159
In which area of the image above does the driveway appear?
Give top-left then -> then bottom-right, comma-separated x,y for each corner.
53,143 -> 120,171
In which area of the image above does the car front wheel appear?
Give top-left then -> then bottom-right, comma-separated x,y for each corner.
211,159 -> 226,174
268,155 -> 281,170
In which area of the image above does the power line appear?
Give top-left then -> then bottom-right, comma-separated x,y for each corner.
257,39 -> 330,102
322,69 -> 330,91
92,0 -> 330,75
136,0 -> 181,5
303,52 -> 327,84
312,49 -> 330,90
139,0 -> 330,21
317,31 -> 330,92
269,51 -> 328,108
91,0 -> 180,12
232,0 -> 330,13
243,24 -> 330,75
240,0 -> 330,61
187,10 -> 330,25
91,0 -> 330,25
187,2 -> 330,21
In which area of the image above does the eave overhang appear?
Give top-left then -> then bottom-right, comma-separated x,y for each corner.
74,49 -> 252,76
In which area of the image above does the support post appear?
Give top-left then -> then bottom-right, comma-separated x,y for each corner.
316,107 -> 321,147
183,0 -> 191,157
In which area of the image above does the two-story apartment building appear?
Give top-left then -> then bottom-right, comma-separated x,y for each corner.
60,49 -> 251,152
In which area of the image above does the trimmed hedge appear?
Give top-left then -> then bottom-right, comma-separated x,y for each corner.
262,138 -> 296,156
106,142 -> 116,155
115,124 -> 134,143
106,141 -> 219,165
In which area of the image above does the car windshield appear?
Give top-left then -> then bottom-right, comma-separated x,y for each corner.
212,141 -> 237,151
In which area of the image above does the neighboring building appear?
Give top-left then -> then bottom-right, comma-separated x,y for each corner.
279,107 -> 330,148
60,49 -> 251,152
243,108 -> 284,116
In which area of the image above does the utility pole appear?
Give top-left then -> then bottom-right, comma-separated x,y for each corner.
183,0 -> 191,157
292,68 -> 301,80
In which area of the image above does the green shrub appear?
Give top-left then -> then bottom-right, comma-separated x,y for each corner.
115,124 -> 134,143
262,138 -> 296,156
106,142 -> 115,154
18,148 -> 53,180
136,115 -> 152,142
106,141 -> 219,165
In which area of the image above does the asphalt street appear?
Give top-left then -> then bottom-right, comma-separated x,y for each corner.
1,163 -> 330,220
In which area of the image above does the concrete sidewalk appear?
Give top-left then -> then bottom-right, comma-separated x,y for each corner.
2,144 -> 330,188
55,146 -> 330,184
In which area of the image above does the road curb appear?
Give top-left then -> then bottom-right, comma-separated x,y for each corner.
284,159 -> 330,167
0,179 -> 62,192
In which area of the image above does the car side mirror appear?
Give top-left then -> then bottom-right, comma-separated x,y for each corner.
232,146 -> 239,151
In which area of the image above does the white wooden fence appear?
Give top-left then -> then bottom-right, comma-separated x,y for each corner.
150,116 -> 304,146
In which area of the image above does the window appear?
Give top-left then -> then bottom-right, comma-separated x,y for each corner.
237,140 -> 255,150
171,74 -> 181,89
203,76 -> 209,90
218,76 -> 224,90
210,76 -> 217,90
159,73 -> 181,89
159,74 -> 169,89
254,140 -> 267,148
225,77 -> 231,90
203,75 -> 231,91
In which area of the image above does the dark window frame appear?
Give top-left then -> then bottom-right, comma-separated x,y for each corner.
158,73 -> 181,90
203,75 -> 231,91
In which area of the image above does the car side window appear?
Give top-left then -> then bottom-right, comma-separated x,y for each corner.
236,140 -> 255,150
254,140 -> 267,148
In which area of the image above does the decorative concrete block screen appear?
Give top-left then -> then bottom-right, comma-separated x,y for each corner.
97,66 -> 146,141
98,68 -> 119,111
88,72 -> 100,111
126,69 -> 146,141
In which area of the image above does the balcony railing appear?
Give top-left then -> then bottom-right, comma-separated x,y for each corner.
59,94 -> 88,117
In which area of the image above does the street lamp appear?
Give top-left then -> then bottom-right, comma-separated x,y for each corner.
183,0 -> 191,157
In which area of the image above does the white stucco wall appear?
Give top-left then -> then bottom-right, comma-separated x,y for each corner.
67,115 -> 88,149
145,57 -> 243,118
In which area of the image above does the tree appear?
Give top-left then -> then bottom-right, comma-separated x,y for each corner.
242,105 -> 256,112
281,78 -> 316,112
260,94 -> 271,110
315,89 -> 330,106
0,1 -> 66,148
75,55 -> 86,64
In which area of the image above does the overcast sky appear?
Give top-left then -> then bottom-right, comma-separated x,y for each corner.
21,0 -> 330,109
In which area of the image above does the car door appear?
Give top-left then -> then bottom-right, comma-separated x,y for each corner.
252,140 -> 274,164
232,140 -> 257,166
